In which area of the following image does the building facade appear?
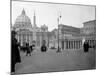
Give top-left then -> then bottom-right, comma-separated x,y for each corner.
58,24 -> 82,50
36,24 -> 49,47
82,20 -> 96,47
13,9 -> 33,46
82,20 -> 96,34
57,20 -> 96,50
12,9 -> 49,47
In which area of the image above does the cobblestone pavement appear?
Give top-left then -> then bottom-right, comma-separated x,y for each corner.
15,48 -> 96,74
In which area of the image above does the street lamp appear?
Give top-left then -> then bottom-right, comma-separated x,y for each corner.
56,12 -> 62,53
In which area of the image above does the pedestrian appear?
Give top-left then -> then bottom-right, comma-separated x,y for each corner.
41,40 -> 47,52
83,41 -> 89,52
26,43 -> 31,56
11,30 -> 21,73
29,45 -> 34,55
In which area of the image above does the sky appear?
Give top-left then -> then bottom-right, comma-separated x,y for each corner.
11,1 -> 96,31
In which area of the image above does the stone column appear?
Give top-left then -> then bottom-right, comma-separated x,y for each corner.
71,41 -> 72,49
73,41 -> 74,50
64,41 -> 66,50
19,35 -> 21,43
26,34 -> 27,43
30,34 -> 32,45
77,41 -> 79,49
76,41 -> 78,49
23,34 -> 25,46
24,34 -> 26,43
20,35 -> 22,45
72,41 -> 73,50
72,41 -> 73,49
67,41 -> 69,49
78,41 -> 79,49
30,34 -> 32,44
65,41 -> 68,49
28,34 -> 29,44
76,41 -> 77,49
90,40 -> 91,46
40,35 -> 42,47
68,41 -> 69,49
70,41 -> 72,49
22,34 -> 24,46
69,41 -> 71,49
68,41 -> 70,49
74,41 -> 76,50
73,41 -> 74,49
62,41 -> 64,50
79,41 -> 80,49
18,35 -> 20,43
78,41 -> 80,49
79,40 -> 81,49
27,34 -> 29,44
70,41 -> 71,49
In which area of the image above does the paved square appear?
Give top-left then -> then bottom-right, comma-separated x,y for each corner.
15,48 -> 96,74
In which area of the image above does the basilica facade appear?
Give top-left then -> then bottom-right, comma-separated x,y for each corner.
12,9 -> 49,47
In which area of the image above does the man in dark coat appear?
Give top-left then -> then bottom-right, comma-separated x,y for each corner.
26,43 -> 31,56
41,40 -> 47,52
83,41 -> 89,52
11,30 -> 21,72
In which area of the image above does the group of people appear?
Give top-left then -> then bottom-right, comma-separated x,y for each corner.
20,43 -> 34,56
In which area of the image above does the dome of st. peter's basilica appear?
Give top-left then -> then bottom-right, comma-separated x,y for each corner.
14,9 -> 32,28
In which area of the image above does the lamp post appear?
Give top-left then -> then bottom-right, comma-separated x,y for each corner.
47,27 -> 49,48
56,13 -> 62,53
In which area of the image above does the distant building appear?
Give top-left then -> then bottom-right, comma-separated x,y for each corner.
12,9 -> 49,47
13,9 -> 33,46
82,20 -> 96,47
57,21 -> 96,50
58,24 -> 82,50
82,20 -> 96,35
36,24 -> 49,47
48,29 -> 58,48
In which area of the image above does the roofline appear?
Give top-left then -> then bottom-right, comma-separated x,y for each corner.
83,20 -> 96,24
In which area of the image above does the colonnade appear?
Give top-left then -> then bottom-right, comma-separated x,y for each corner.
86,39 -> 96,47
61,40 -> 82,50
17,33 -> 33,46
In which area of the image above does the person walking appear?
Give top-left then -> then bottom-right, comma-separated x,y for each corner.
26,43 -> 31,56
